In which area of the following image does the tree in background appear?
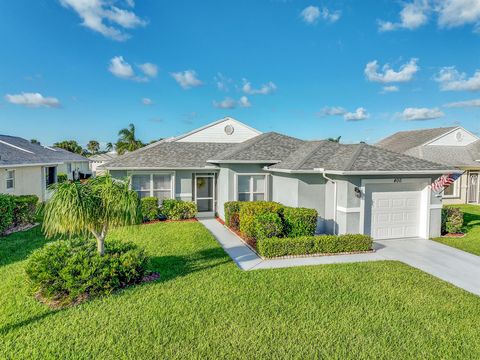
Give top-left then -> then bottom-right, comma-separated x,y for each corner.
87,140 -> 100,154
115,123 -> 145,155
54,140 -> 83,154
30,139 -> 41,145
42,175 -> 141,255
327,136 -> 342,143
106,142 -> 114,152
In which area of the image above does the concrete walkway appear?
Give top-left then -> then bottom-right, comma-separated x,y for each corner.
200,218 -> 480,296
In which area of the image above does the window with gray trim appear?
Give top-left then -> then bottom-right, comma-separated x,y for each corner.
6,170 -> 14,189
131,174 -> 172,203
237,175 -> 266,201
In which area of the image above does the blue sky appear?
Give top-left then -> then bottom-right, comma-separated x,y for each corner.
1,0 -> 480,147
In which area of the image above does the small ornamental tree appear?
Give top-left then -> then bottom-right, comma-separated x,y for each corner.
42,175 -> 141,255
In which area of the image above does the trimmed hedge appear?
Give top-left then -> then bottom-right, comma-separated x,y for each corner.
160,199 -> 197,220
13,195 -> 38,226
0,194 -> 15,234
224,201 -> 243,230
254,212 -> 284,240
442,207 -> 464,234
283,207 -> 318,237
141,197 -> 159,222
257,234 -> 373,258
239,201 -> 284,239
57,173 -> 68,183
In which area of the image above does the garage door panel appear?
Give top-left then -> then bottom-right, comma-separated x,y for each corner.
371,190 -> 421,240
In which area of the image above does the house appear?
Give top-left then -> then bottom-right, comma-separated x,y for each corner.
0,134 -> 90,201
103,117 -> 459,240
377,127 -> 480,205
89,152 -> 118,176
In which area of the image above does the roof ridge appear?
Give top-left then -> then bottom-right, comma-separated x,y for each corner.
292,141 -> 327,170
368,143 -> 451,168
214,132 -> 270,160
343,143 -> 366,171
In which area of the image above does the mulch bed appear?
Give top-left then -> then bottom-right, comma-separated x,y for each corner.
441,233 -> 466,238
142,272 -> 160,282
2,223 -> 39,236
142,218 -> 198,225
215,217 -> 258,251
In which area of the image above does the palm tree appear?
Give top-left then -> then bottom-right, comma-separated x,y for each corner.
87,140 -> 100,154
115,123 -> 145,155
106,142 -> 114,152
42,175 -> 141,255
327,136 -> 342,143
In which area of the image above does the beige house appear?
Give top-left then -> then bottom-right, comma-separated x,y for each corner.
0,134 -> 90,201
377,126 -> 480,205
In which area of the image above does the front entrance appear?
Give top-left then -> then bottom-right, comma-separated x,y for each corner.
468,172 -> 479,203
194,174 -> 215,217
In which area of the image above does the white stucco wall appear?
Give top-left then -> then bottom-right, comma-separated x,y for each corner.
0,166 -> 45,201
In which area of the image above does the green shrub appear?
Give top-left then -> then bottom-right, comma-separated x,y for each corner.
25,238 -> 148,306
257,234 -> 373,258
13,195 -> 38,226
442,207 -> 464,234
0,194 -> 15,234
254,212 -> 284,240
57,173 -> 68,183
224,201 -> 243,230
141,197 -> 159,222
239,201 -> 284,239
160,199 -> 197,220
283,207 -> 318,237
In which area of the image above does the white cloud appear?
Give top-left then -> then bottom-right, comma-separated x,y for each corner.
365,58 -> 419,83
171,70 -> 203,89
319,106 -> 346,116
300,6 -> 341,24
379,0 -> 480,33
5,92 -> 60,108
239,96 -> 251,108
142,98 -> 153,105
108,56 -> 134,79
60,0 -> 146,41
138,63 -> 158,77
435,66 -> 480,91
401,107 -> 444,120
382,85 -> 399,93
444,98 -> 480,107
213,97 -> 237,109
344,107 -> 369,121
214,73 -> 232,92
242,79 -> 277,95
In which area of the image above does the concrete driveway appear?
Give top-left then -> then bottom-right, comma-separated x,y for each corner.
375,238 -> 480,296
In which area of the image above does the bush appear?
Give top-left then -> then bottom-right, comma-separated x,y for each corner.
254,212 -> 284,240
141,197 -> 159,222
442,207 -> 464,234
224,201 -> 243,230
13,195 -> 38,226
57,173 -> 68,183
283,207 -> 318,237
160,199 -> 197,220
0,194 -> 15,234
25,238 -> 148,306
257,234 -> 373,258
239,201 -> 284,239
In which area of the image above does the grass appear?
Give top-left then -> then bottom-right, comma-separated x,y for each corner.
433,204 -> 480,255
1,222 -> 480,359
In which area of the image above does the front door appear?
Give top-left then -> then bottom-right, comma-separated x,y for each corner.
468,173 -> 479,203
195,175 -> 215,217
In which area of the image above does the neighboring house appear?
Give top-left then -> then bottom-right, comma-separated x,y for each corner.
103,117 -> 458,240
377,127 -> 480,205
89,152 -> 118,176
0,135 -> 90,201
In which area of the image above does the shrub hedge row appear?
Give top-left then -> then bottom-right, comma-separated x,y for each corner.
239,202 -> 284,239
160,199 -> 197,220
0,194 -> 38,235
257,234 -> 373,258
141,197 -> 159,222
441,207 -> 464,234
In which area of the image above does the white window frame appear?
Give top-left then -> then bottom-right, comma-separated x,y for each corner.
130,172 -> 175,201
234,173 -> 269,201
442,176 -> 461,198
6,170 -> 15,190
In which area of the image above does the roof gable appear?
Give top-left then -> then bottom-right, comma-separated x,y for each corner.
376,127 -> 456,153
425,127 -> 479,147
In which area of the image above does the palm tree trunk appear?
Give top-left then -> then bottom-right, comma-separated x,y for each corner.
91,225 -> 108,256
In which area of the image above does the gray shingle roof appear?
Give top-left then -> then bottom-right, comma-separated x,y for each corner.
0,135 -> 89,167
208,132 -> 305,162
405,140 -> 480,167
89,153 -> 118,162
269,141 -> 452,172
376,127 -> 456,153
103,142 -> 235,169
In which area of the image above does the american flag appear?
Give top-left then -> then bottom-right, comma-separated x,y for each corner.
431,173 -> 462,192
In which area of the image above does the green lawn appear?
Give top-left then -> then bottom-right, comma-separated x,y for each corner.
434,204 -> 480,255
2,222 -> 480,359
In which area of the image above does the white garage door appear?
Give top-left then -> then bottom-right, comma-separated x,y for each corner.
371,190 -> 421,240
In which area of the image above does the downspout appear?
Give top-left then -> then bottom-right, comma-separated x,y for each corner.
321,171 -> 338,235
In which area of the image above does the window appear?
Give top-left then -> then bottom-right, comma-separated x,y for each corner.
45,167 -> 57,189
6,170 -> 14,189
131,173 -> 173,203
237,174 -> 267,201
443,178 -> 460,198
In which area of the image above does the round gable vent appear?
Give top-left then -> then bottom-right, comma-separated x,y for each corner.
224,124 -> 235,135
455,131 -> 464,142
